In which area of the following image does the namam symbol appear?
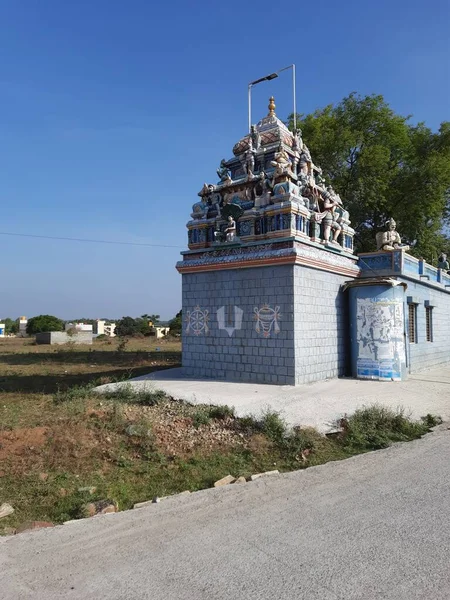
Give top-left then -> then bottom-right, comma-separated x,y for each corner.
254,304 -> 281,338
216,305 -> 244,337
185,305 -> 209,336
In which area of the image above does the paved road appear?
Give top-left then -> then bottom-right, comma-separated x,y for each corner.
2,426 -> 450,600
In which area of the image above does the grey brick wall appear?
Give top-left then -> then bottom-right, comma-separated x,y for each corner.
293,266 -> 350,384
182,265 -> 295,385
400,278 -> 450,372
182,263 -> 352,385
35,331 -> 93,345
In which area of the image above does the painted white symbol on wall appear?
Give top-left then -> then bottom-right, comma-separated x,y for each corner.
254,304 -> 281,338
185,306 -> 209,336
216,305 -> 244,337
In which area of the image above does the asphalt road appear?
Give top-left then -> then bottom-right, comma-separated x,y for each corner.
2,426 -> 450,600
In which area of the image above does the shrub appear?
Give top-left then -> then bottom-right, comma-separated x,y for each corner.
341,404 -> 429,451
208,405 -> 235,420
192,410 -> 211,428
117,337 -> 129,352
421,413 -> 443,428
259,411 -> 287,443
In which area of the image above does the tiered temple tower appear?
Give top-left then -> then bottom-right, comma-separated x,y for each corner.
176,98 -> 359,385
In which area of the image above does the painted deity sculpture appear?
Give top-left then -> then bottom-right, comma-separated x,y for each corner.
376,218 -> 410,252
250,124 -> 261,150
270,147 -> 292,181
438,253 -> 450,270
316,186 -> 343,244
217,159 -> 231,183
225,216 -> 236,242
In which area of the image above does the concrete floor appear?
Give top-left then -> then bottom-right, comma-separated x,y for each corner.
96,364 -> 450,432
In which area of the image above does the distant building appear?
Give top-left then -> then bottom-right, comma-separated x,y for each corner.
0,324 -> 5,337
65,322 -> 93,333
94,320 -> 116,337
18,317 -> 28,337
153,324 -> 170,339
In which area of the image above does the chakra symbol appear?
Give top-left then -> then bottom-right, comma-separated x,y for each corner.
254,304 -> 281,338
185,305 -> 209,336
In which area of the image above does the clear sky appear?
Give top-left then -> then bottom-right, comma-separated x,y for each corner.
1,0 -> 449,320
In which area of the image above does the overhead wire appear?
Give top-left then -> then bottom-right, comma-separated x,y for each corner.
0,231 -> 184,249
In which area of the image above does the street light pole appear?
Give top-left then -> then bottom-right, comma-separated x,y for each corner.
247,64 -> 296,133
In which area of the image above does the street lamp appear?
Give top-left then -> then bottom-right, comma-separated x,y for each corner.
248,64 -> 296,133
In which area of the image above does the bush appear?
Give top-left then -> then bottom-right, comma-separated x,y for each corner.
421,413 -> 443,428
341,404 -> 430,451
259,411 -> 287,443
192,410 -> 211,428
208,405 -> 235,420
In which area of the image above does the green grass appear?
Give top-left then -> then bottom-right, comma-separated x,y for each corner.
0,343 -> 442,534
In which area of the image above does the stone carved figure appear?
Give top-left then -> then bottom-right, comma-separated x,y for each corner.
292,128 -> 303,152
270,147 -> 292,181
250,125 -> 261,150
243,138 -> 256,180
376,218 -> 410,252
319,186 -> 343,244
192,183 -> 222,220
438,253 -> 450,270
298,145 -> 312,177
217,159 -> 231,183
254,171 -> 272,208
225,216 -> 236,242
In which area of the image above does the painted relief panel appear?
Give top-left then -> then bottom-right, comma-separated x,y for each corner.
356,297 -> 405,381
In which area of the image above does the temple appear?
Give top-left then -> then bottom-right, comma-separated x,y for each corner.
176,98 -> 450,384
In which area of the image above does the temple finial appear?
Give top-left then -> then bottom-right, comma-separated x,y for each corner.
268,96 -> 276,116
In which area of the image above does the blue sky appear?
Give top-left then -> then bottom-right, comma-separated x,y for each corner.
0,0 -> 449,320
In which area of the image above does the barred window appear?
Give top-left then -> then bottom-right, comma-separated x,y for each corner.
408,303 -> 417,343
426,307 -> 433,342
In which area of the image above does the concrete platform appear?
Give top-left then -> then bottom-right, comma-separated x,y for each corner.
95,365 -> 450,432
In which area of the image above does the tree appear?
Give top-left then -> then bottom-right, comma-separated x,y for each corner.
0,318 -> 19,335
168,310 -> 182,335
26,315 -> 64,335
115,316 -> 152,337
115,317 -> 141,337
288,93 -> 450,261
141,314 -> 160,326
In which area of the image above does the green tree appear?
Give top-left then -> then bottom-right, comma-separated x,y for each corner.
141,314 -> 160,325
26,315 -> 64,335
0,318 -> 19,335
115,317 -> 141,337
168,310 -> 182,335
115,316 -> 152,337
288,93 -> 450,261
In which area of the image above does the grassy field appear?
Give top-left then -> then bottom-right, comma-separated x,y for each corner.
0,336 -> 440,533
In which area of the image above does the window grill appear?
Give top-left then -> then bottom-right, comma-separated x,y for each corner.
408,303 -> 417,343
426,306 -> 433,342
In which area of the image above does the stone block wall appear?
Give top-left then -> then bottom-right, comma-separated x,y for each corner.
293,266 -> 350,384
35,331 -> 93,345
399,278 -> 450,372
182,265 -> 296,385
182,260 -> 353,385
